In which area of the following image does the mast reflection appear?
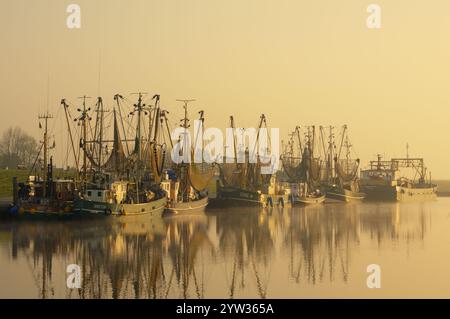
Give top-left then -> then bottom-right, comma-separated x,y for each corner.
0,202 -> 430,298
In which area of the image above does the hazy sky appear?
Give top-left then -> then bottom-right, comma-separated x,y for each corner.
1,0 -> 450,177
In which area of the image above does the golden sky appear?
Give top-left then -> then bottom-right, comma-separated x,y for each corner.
1,0 -> 450,177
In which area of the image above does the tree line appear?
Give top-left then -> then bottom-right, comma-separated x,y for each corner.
0,127 -> 39,169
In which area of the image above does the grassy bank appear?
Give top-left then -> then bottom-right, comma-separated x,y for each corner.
0,169 -> 29,198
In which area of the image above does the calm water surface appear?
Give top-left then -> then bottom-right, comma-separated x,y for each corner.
1,199 -> 450,298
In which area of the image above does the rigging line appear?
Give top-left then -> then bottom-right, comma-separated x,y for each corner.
96,0 -> 102,97
193,110 -> 204,154
64,129 -> 70,168
97,48 -> 102,97
45,68 -> 50,113
28,143 -> 44,177
44,104 -> 61,139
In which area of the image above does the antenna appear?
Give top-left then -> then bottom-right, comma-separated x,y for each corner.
97,48 -> 102,96
38,111 -> 53,197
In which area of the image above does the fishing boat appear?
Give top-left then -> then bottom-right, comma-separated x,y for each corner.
280,125 -> 325,205
12,113 -> 76,218
75,181 -> 166,217
72,94 -> 167,217
320,125 -> 366,202
360,153 -> 437,201
13,165 -> 76,217
214,115 -> 275,207
161,100 -> 214,215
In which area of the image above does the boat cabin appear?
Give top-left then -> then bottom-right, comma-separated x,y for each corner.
83,181 -> 129,204
84,188 -> 111,203
111,181 -> 128,204
18,176 -> 75,201
360,168 -> 399,187
161,179 -> 182,202
53,180 -> 75,201
360,155 -> 402,187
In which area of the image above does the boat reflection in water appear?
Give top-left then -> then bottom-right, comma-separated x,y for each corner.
0,200 -> 444,298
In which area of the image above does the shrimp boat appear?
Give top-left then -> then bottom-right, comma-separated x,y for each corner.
12,113 -> 76,218
320,125 -> 366,202
72,94 -> 167,217
161,100 -> 214,215
215,115 -> 275,207
13,160 -> 76,217
360,153 -> 437,201
280,125 -> 325,205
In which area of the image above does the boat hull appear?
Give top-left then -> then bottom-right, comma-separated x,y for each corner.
11,199 -> 75,219
396,185 -> 437,201
212,186 -> 263,207
360,185 -> 397,201
165,196 -> 208,215
361,185 -> 437,201
73,197 -> 167,218
294,194 -> 326,205
325,186 -> 366,202
212,186 -> 289,208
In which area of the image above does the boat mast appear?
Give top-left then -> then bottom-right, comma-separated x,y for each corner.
176,99 -> 195,201
344,135 -> 352,175
94,97 -> 107,172
151,95 -> 161,144
406,143 -> 409,159
113,94 -> 130,156
306,126 -> 312,152
131,92 -> 147,203
288,131 -> 295,159
61,99 -> 79,178
295,126 -> 303,156
135,93 -> 145,162
337,125 -> 347,160
328,126 -> 335,181
38,112 -> 53,197
319,126 -> 327,161
76,96 -> 91,188
176,99 -> 195,159
230,116 -> 237,164
177,99 -> 194,129
252,114 -> 266,161
161,110 -> 173,148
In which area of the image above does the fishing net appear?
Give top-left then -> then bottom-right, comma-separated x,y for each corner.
335,159 -> 359,182
219,162 -> 246,187
309,158 -> 322,184
219,163 -> 235,186
103,112 -> 127,175
150,143 -> 166,184
188,162 -> 215,192
281,156 -> 302,180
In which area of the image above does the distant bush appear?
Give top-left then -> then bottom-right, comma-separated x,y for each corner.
0,127 -> 38,169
